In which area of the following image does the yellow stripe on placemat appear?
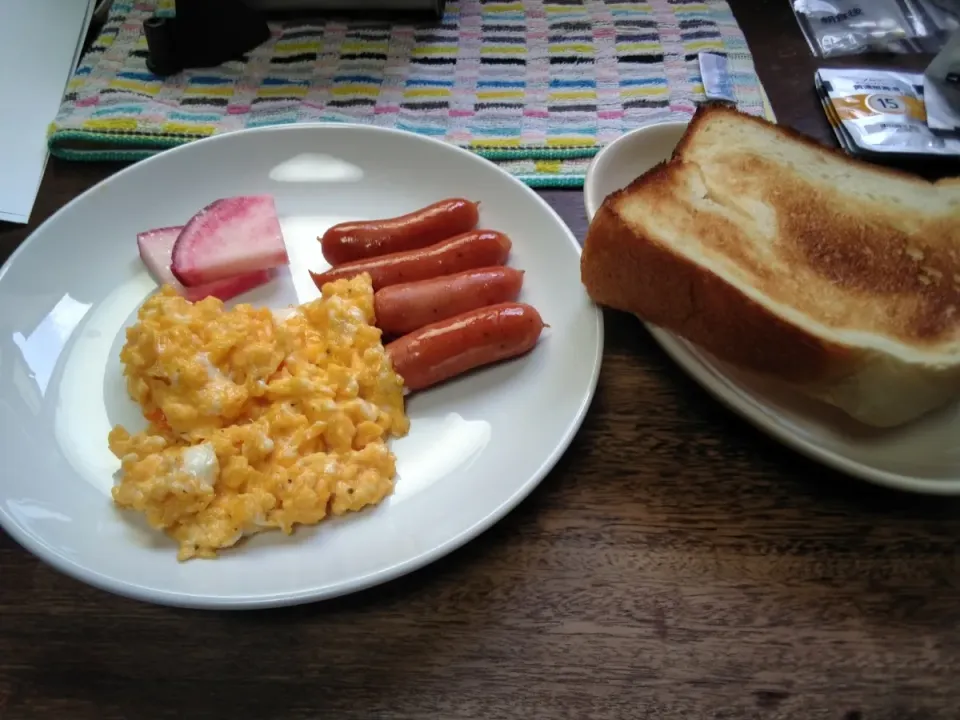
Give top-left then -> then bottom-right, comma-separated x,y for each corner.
82,118 -> 141,132
616,42 -> 662,53
481,45 -> 527,54
621,86 -> 669,98
332,85 -> 380,97
535,159 -> 562,174
546,137 -> 597,147
471,138 -> 522,148
549,91 -> 597,101
550,43 -> 594,54
412,45 -> 456,56
160,122 -> 216,136
477,90 -> 525,100
403,88 -> 451,98
685,40 -> 725,52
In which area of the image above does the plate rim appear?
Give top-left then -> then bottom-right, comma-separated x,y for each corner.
649,329 -> 960,495
0,121 -> 605,608
584,120 -> 960,496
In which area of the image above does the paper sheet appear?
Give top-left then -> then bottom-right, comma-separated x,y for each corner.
0,0 -> 96,225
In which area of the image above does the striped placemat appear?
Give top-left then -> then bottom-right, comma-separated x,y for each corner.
49,0 -> 771,187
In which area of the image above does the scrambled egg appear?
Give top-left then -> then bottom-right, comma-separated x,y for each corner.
108,273 -> 409,560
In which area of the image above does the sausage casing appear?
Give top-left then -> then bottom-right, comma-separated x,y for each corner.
310,230 -> 511,292
374,266 -> 524,336
320,198 -> 480,266
385,302 -> 544,391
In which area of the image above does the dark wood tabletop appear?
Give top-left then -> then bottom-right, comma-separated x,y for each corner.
2,2 -> 959,719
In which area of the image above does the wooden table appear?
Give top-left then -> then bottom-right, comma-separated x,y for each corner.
2,3 -> 958,719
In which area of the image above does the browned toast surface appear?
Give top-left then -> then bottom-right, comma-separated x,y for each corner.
600,105 -> 960,349
580,104 -> 960,425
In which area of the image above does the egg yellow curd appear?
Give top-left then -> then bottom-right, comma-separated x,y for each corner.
108,273 -> 409,560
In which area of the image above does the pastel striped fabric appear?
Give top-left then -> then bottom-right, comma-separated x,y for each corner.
49,0 -> 770,186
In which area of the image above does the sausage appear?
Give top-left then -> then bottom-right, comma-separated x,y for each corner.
374,266 -> 525,336
310,230 -> 511,292
385,302 -> 544,392
320,198 -> 480,266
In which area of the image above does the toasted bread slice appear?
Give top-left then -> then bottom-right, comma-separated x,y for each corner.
581,104 -> 960,427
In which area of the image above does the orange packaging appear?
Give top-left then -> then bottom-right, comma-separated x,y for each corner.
816,68 -> 960,157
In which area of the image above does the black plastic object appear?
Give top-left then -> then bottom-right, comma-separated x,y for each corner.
144,0 -> 271,77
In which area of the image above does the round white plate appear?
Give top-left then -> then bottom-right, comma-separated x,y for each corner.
585,119 -> 960,495
0,125 -> 603,608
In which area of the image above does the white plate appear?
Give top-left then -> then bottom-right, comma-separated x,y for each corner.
585,119 -> 960,495
0,124 -> 603,608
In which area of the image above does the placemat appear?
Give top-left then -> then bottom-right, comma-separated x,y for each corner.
49,0 -> 772,187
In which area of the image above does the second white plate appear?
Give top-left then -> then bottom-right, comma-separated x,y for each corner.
584,119 -> 960,495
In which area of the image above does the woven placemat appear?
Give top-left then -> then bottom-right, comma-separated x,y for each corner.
49,0 -> 772,187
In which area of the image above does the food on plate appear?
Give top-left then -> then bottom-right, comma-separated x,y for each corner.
110,185 -> 544,561
108,273 -> 409,560
321,198 -> 480,266
138,226 -> 274,303
171,194 -> 289,287
310,229 -> 511,291
580,103 -> 960,427
317,205 -> 543,390
374,266 -> 525,336
136,194 -> 288,302
386,302 -> 544,391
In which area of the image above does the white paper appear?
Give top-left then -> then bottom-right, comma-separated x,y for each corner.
0,0 -> 96,225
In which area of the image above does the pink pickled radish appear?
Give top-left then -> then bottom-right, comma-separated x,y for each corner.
138,225 -> 273,302
170,195 -> 288,287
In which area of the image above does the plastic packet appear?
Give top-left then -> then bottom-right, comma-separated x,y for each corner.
795,0 -> 960,58
793,0 -> 922,57
920,0 -> 960,36
815,67 -> 960,158
698,52 -> 736,104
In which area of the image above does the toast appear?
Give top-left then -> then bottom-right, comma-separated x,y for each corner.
581,104 -> 960,427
